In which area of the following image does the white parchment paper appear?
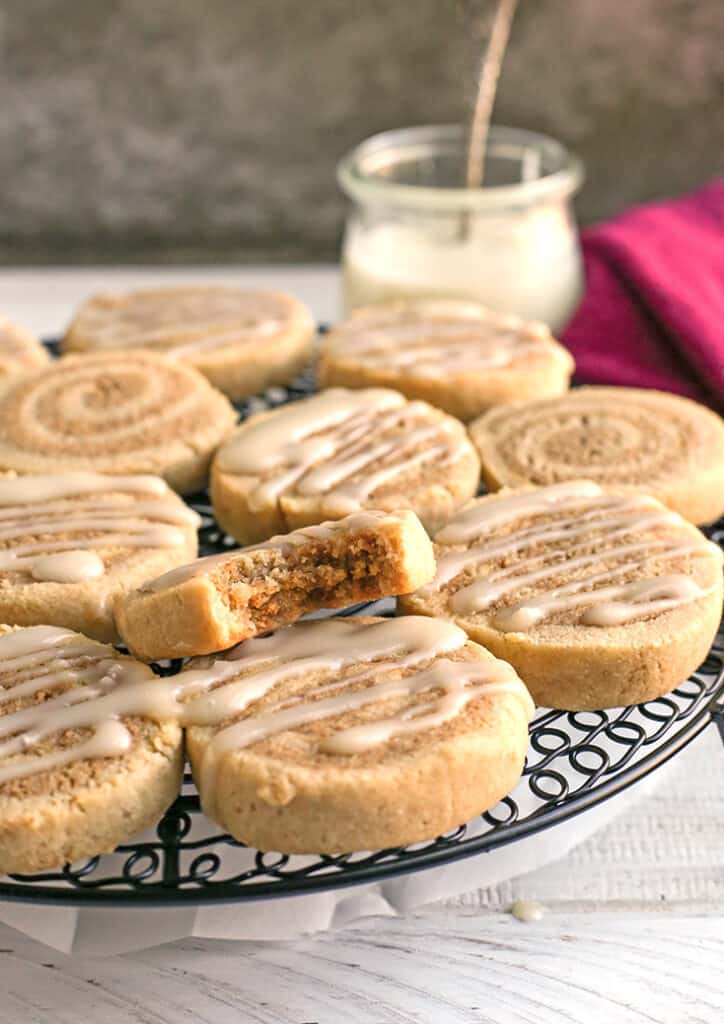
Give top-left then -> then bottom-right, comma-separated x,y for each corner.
0,768 -> 666,955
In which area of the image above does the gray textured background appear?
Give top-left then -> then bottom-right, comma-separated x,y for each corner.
1,0 -> 722,264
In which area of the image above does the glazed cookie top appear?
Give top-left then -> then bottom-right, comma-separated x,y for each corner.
180,615 -> 534,818
214,387 -> 477,515
0,472 -> 200,585
63,286 -> 314,357
0,316 -> 49,379
0,618 -> 533,803
411,481 -> 723,637
0,350 -> 237,484
321,300 -> 574,379
470,386 -> 724,491
0,625 -> 161,797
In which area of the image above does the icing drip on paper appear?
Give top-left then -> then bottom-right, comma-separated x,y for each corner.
510,899 -> 545,923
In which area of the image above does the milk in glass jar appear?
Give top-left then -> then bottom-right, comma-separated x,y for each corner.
338,125 -> 584,333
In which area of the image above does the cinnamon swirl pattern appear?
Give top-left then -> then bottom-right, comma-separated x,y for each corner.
0,351 -> 237,494
401,481 -> 724,710
0,472 -> 200,641
62,286 -> 315,400
470,386 -> 724,525
0,316 -> 49,380
0,617 -> 532,860
211,387 -> 481,542
319,300 -> 574,421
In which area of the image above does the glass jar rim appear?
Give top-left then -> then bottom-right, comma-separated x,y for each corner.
337,124 -> 584,211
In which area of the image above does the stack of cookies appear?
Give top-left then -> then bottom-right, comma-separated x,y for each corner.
0,290 -> 721,874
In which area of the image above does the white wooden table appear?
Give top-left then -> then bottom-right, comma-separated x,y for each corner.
0,267 -> 722,1023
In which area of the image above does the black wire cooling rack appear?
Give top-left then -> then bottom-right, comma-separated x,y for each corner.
1,365 -> 722,906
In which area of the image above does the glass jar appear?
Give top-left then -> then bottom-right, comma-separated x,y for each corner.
337,124 -> 585,333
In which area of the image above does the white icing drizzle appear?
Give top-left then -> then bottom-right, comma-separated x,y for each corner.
0,619 -> 533,800
216,388 -> 470,513
172,320 -> 285,356
0,473 -> 168,506
76,288 -> 297,356
0,473 -> 200,583
141,510 -> 396,592
31,551 -> 105,583
423,482 -> 722,631
435,481 -> 603,544
327,301 -> 569,379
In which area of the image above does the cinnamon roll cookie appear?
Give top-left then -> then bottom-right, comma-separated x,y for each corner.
0,316 -> 49,379
318,300 -> 574,422
0,473 -> 200,642
62,286 -> 315,400
400,482 -> 723,710
0,625 -> 183,873
210,387 -> 480,543
0,351 -> 237,494
116,510 -> 435,661
469,387 -> 724,525
181,616 -> 534,853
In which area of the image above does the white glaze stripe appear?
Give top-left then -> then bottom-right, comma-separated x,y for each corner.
0,516 -> 191,544
0,473 -> 168,506
80,288 -> 294,355
217,388 -> 469,514
207,660 -> 521,768
0,619 -> 533,793
329,302 -> 564,378
434,481 -> 604,544
0,498 -> 199,525
495,575 -> 710,632
0,473 -> 200,583
428,502 -> 668,589
426,483 -> 721,631
172,320 -> 284,355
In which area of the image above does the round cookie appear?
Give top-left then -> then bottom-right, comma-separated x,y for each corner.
62,286 -> 315,401
318,299 -> 574,422
182,615 -> 534,853
0,350 -> 237,495
0,625 -> 183,873
469,386 -> 724,526
0,316 -> 49,380
210,386 -> 481,543
0,472 -> 200,642
400,481 -> 723,711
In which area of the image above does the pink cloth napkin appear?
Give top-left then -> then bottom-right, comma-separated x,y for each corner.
561,180 -> 724,411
